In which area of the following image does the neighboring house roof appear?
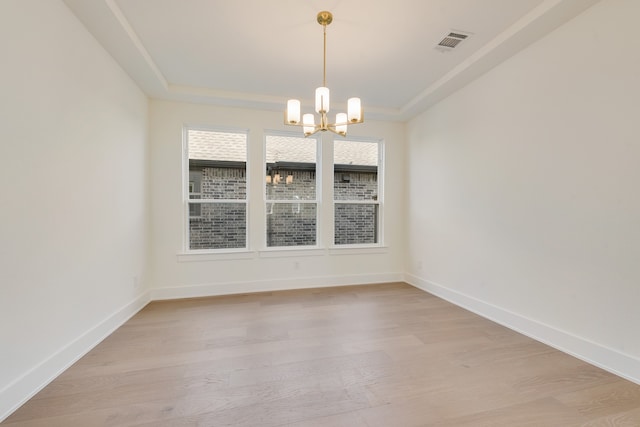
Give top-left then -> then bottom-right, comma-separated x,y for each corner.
333,140 -> 378,166
188,130 -> 377,166
188,130 -> 247,162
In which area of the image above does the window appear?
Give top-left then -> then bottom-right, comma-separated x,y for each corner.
333,138 -> 382,245
185,128 -> 248,251
265,133 -> 319,247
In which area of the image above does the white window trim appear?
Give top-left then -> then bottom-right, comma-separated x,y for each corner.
183,125 -> 250,253
258,247 -> 325,258
177,250 -> 256,263
328,245 -> 389,255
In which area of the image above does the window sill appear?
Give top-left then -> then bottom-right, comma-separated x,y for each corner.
259,247 -> 325,258
176,245 -> 388,261
177,250 -> 256,263
328,245 -> 389,256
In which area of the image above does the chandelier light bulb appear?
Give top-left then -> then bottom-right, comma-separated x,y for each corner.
335,113 -> 347,136
348,98 -> 362,123
315,87 -> 330,113
286,99 -> 301,124
303,113 -> 315,136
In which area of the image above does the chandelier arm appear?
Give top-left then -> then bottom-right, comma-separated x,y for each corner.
281,120 -> 322,134
284,117 -> 354,127
326,126 -> 341,136
307,125 -> 323,137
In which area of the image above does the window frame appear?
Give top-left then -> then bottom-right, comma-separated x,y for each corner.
263,130 -> 322,250
183,125 -> 250,253
188,174 -> 203,218
332,136 -> 384,248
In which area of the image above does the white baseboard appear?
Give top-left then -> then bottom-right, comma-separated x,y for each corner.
405,273 -> 640,385
0,291 -> 151,423
151,272 -> 404,300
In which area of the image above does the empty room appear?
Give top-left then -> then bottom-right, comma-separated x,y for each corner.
1,0 -> 639,425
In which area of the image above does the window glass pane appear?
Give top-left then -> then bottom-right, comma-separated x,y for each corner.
266,170 -> 316,201
266,135 -> 316,201
189,202 -> 246,250
333,139 -> 381,246
334,140 -> 378,201
334,203 -> 378,245
188,130 -> 247,200
266,203 -> 317,247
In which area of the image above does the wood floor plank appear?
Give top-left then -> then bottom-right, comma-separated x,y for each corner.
130,388 -> 370,427
281,410 -> 368,427
427,397 -> 588,427
3,282 -> 640,426
227,351 -> 392,387
581,406 -> 640,426
556,381 -> 640,419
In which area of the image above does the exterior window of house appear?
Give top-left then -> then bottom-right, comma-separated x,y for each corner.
185,127 -> 248,251
265,133 -> 319,247
333,138 -> 382,245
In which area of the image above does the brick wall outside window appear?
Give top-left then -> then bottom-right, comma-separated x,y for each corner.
189,167 -> 246,249
189,203 -> 246,249
188,167 -> 377,248
201,167 -> 246,199
266,203 -> 317,247
334,171 -> 378,245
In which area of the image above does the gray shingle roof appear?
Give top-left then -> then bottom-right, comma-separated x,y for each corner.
188,130 -> 377,166
265,135 -> 316,164
333,140 -> 378,166
188,130 -> 246,162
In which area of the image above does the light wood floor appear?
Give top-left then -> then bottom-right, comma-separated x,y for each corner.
4,282 -> 640,426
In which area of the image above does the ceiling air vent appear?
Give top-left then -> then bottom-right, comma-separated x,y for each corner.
436,31 -> 470,51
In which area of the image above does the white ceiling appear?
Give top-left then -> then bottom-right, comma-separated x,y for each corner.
63,0 -> 599,121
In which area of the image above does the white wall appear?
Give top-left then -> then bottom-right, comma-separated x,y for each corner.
149,100 -> 405,298
406,0 -> 640,382
0,0 -> 149,420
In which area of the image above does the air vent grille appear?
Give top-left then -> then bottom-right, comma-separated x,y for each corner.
437,32 -> 470,50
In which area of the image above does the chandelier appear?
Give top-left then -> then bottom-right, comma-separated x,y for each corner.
285,11 -> 363,137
